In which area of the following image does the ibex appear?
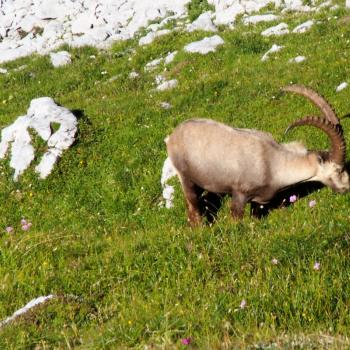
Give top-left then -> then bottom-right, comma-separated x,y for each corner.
166,85 -> 349,226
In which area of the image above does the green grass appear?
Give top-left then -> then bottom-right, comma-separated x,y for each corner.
187,0 -> 215,21
1,4 -> 350,349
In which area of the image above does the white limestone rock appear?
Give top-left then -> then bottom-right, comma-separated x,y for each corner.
0,0 -> 190,64
156,79 -> 178,91
0,116 -> 34,181
42,22 -> 66,40
160,157 -> 177,208
211,3 -> 245,26
139,29 -> 171,46
261,44 -> 284,61
261,23 -> 289,36
147,13 -> 183,32
129,71 -> 140,79
281,0 -> 313,12
0,44 -> 36,64
336,82 -> 348,92
165,51 -> 178,64
34,0 -> 68,20
87,27 -> 112,42
71,13 -> 95,35
145,57 -> 163,72
0,97 -> 77,180
155,75 -> 166,85
160,102 -> 172,109
0,0 -> 342,65
292,20 -> 314,33
184,35 -> 224,54
288,55 -> 306,63
186,11 -> 217,32
243,14 -> 280,25
17,14 -> 43,33
207,0 -> 289,26
0,295 -> 55,328
50,51 -> 72,67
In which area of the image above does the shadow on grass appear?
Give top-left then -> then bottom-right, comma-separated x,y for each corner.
195,181 -> 326,223
251,181 -> 324,219
196,158 -> 350,223
70,109 -> 97,147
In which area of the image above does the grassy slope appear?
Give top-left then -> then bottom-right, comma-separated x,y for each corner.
1,3 -> 350,349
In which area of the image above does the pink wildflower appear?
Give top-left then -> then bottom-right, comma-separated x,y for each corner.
21,223 -> 32,231
5,226 -> 13,233
309,200 -> 316,208
240,299 -> 247,309
313,262 -> 321,271
289,195 -> 297,203
21,219 -> 32,231
181,338 -> 191,345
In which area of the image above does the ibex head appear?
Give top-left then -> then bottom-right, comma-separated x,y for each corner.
283,85 -> 349,193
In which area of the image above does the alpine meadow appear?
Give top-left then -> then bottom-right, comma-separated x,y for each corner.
1,0 -> 350,349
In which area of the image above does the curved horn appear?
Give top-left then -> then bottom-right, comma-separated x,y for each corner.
285,116 -> 346,166
282,85 -> 339,125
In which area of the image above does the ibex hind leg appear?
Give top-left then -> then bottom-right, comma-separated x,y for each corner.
178,175 -> 202,227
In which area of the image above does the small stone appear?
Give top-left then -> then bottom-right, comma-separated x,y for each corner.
164,51 -> 178,65
184,35 -> 224,54
336,82 -> 348,92
289,55 -> 306,63
160,102 -> 172,109
261,23 -> 289,37
292,20 -> 314,33
129,71 -> 139,79
187,11 -> 217,32
156,79 -> 178,91
50,51 -> 71,68
261,44 -> 284,61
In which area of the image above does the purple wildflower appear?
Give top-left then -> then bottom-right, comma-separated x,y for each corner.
5,226 -> 14,233
181,338 -> 191,345
240,299 -> 247,309
289,195 -> 297,203
21,222 -> 32,231
313,262 -> 321,271
309,200 -> 316,208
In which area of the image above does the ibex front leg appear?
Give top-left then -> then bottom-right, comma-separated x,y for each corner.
179,176 -> 202,227
231,190 -> 248,220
